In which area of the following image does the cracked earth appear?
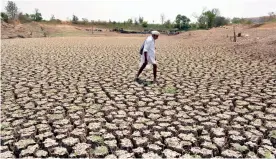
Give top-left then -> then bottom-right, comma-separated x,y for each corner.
1,30 -> 276,158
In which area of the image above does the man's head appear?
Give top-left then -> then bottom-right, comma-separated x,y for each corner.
151,31 -> 160,40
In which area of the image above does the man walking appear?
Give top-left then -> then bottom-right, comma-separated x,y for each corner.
135,31 -> 160,83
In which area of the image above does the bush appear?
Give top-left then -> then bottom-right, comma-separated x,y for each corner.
214,16 -> 229,27
18,12 -> 32,23
232,17 -> 241,24
232,18 -> 252,24
49,19 -> 62,24
1,12 -> 9,22
189,23 -> 198,30
163,20 -> 171,28
142,21 -> 148,28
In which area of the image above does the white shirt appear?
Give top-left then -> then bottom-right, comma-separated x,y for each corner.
143,35 -> 155,58
140,35 -> 156,64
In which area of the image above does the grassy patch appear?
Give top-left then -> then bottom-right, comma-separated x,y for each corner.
0,123 -> 9,130
235,145 -> 248,152
163,86 -> 177,94
269,130 -> 276,137
93,146 -> 109,156
143,81 -> 152,86
89,135 -> 104,144
264,151 -> 274,159
192,154 -> 201,158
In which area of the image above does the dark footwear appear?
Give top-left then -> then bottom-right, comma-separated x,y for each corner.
134,77 -> 140,82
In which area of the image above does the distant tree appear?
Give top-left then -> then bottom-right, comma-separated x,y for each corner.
1,12 -> 9,22
211,8 -> 220,17
203,9 -> 220,28
5,1 -> 18,20
82,18 -> 88,24
164,20 -> 172,29
214,16 -> 229,27
163,20 -> 173,29
138,16 -> 144,24
161,13 -> 165,24
127,18 -> 133,24
134,18 -> 138,25
231,17 -> 252,24
203,11 -> 215,28
142,21 -> 148,28
175,14 -> 190,30
30,8 -> 43,21
50,14 -> 55,21
197,8 -> 220,29
231,17 -> 242,24
189,23 -> 198,30
72,14 -> 78,24
198,15 -> 208,29
268,12 -> 275,21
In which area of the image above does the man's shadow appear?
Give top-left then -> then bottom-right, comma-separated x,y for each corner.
136,78 -> 153,86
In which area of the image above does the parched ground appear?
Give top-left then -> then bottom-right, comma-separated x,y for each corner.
1,27 -> 276,158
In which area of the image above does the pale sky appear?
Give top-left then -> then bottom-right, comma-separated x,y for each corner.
1,0 -> 276,23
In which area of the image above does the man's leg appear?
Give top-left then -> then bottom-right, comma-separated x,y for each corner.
136,62 -> 147,79
153,64 -> 157,82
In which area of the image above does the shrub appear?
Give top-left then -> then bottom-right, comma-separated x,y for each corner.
1,12 -> 9,22
18,12 -> 32,23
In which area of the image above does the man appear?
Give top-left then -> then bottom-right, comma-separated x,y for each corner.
135,31 -> 160,83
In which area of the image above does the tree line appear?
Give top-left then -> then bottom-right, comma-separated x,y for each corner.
1,1 -> 43,23
1,1 -> 276,31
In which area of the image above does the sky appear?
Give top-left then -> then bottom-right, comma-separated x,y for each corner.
1,0 -> 276,23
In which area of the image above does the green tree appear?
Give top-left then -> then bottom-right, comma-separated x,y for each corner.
164,20 -> 172,29
214,16 -> 229,27
30,9 -> 43,21
1,12 -> 9,22
203,11 -> 215,28
231,17 -> 252,24
203,9 -> 219,28
72,14 -> 78,24
197,8 -> 220,29
198,14 -> 208,29
139,16 -> 144,24
231,17 -> 242,24
189,23 -> 198,30
127,18 -> 133,24
134,18 -> 138,25
142,21 -> 148,28
49,14 -> 61,24
175,14 -> 190,30
5,1 -> 18,20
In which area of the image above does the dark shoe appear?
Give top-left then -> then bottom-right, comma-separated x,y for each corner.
134,77 -> 140,82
